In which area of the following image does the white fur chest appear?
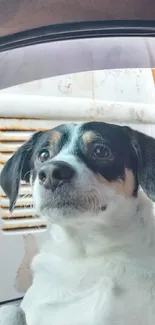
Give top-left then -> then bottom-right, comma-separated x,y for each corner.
21,224 -> 155,325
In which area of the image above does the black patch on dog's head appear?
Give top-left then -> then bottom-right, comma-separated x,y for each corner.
79,122 -> 155,200
77,122 -> 138,196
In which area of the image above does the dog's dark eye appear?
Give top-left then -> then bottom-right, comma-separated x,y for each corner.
38,149 -> 50,162
93,144 -> 111,159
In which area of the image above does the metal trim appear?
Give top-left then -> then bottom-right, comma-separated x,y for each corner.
0,20 -> 155,52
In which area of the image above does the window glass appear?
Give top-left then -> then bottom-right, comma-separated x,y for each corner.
0,36 -> 155,302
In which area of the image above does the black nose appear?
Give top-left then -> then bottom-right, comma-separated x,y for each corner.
38,161 -> 76,189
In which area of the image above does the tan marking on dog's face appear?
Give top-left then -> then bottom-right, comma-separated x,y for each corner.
50,131 -> 62,146
82,131 -> 97,145
96,168 -> 135,197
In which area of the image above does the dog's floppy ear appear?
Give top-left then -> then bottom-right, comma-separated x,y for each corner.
123,126 -> 155,201
0,131 -> 43,211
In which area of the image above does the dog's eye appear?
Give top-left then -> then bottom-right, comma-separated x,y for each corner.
93,144 -> 111,159
38,149 -> 50,162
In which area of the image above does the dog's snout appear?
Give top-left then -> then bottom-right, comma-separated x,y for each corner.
38,161 -> 76,189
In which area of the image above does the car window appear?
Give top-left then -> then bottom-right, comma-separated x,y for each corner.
0,35 -> 155,302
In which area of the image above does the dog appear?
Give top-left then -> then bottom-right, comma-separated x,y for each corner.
1,121 -> 155,325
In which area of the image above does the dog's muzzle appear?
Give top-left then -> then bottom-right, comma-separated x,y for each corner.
38,160 -> 76,191
33,159 -> 105,215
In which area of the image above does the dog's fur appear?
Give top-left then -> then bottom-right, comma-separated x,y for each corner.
1,121 -> 155,325
0,306 -> 27,325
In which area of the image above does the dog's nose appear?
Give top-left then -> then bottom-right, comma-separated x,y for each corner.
38,161 -> 76,189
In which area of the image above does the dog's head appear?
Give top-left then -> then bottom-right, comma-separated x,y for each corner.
0,122 -> 155,219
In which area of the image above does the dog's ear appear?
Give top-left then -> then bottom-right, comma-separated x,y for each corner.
123,126 -> 155,201
0,131 -> 43,211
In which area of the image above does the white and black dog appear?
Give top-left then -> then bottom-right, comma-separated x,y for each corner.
1,121 -> 155,325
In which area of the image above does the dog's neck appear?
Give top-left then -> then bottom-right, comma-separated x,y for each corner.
41,192 -> 155,259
